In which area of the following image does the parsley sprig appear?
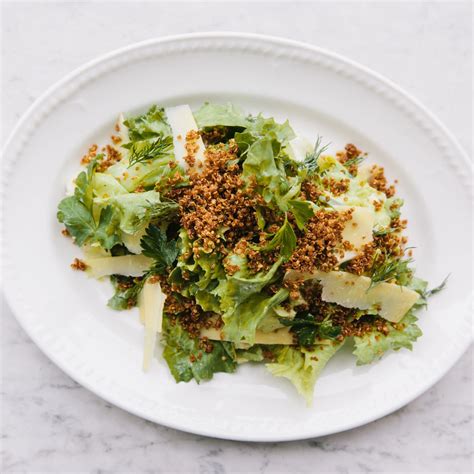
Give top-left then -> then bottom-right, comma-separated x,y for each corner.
140,224 -> 178,274
57,157 -> 120,249
280,312 -> 342,346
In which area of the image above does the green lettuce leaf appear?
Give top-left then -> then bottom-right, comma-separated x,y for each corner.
216,257 -> 284,311
222,288 -> 289,345
162,318 -> 237,383
246,115 -> 295,143
194,102 -> 250,128
105,105 -> 178,191
266,342 -> 343,405
96,190 -> 178,234
124,105 -> 172,141
353,312 -> 422,365
236,345 -> 266,363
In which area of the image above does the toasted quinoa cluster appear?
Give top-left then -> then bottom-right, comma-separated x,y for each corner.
286,209 -> 353,273
173,140 -> 261,254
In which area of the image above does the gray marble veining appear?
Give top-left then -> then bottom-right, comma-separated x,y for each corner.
1,2 -> 472,473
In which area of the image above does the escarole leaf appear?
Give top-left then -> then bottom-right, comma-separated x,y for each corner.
124,105 -> 172,141
242,137 -> 282,189
222,288 -> 289,345
162,318 -> 236,383
352,312 -> 422,365
266,342 -> 343,405
194,102 -> 250,128
96,190 -> 178,234
106,106 -> 176,191
217,257 -> 284,311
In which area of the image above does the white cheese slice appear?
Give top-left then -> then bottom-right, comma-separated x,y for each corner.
341,206 -> 374,249
165,105 -> 205,169
121,227 -> 147,254
139,280 -> 166,371
313,270 -> 420,323
116,113 -> 129,144
200,326 -> 332,346
201,326 -> 294,345
85,254 -> 153,279
287,136 -> 314,162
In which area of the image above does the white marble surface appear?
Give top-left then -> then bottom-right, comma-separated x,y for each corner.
1,1 -> 472,473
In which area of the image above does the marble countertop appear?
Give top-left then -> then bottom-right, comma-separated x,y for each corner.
1,2 -> 472,473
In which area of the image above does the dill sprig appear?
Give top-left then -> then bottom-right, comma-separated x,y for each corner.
344,155 -> 365,168
302,135 -> 331,175
423,274 -> 449,298
126,135 -> 173,168
368,249 -> 413,289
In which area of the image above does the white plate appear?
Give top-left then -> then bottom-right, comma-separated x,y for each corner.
2,33 -> 472,442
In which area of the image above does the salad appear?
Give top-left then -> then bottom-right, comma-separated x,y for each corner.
57,103 -> 445,405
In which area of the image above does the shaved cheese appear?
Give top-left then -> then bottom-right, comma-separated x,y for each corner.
201,326 -> 295,345
121,228 -> 147,254
116,113 -> 129,144
288,136 -> 313,162
165,105 -> 205,169
85,254 -> 153,279
357,163 -> 372,183
313,270 -> 420,323
139,280 -> 166,371
284,269 -> 420,322
201,326 -> 333,346
331,206 -> 375,263
341,206 -> 374,249
81,244 -> 109,259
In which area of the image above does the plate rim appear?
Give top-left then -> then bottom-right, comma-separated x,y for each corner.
1,32 -> 472,442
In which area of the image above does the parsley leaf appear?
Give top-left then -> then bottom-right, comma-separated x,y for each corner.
262,214 -> 297,259
280,313 -> 342,346
57,158 -> 121,249
57,196 -> 96,246
108,275 -> 146,310
140,225 -> 178,274
288,199 -> 314,230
